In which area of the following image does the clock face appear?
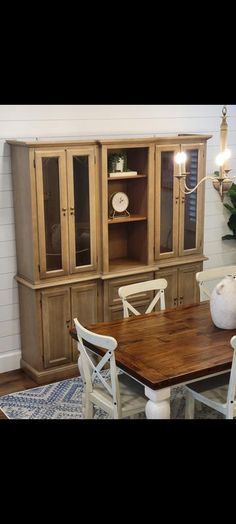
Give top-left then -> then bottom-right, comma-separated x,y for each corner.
111,192 -> 129,213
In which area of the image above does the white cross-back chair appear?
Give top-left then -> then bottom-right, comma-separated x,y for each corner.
118,278 -> 168,318
196,265 -> 236,300
185,335 -> 236,419
73,318 -> 146,419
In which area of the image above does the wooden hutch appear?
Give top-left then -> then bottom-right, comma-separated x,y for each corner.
8,134 -> 211,383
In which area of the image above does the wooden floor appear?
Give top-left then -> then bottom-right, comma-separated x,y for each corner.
0,369 -> 55,419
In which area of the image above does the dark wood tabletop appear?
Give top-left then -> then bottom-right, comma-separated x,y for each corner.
70,302 -> 234,390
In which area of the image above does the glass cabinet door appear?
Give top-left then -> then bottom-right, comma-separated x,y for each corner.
35,150 -> 69,278
67,148 -> 97,273
155,145 -> 179,259
179,144 -> 204,256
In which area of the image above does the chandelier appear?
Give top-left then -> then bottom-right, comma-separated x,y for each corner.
175,106 -> 235,200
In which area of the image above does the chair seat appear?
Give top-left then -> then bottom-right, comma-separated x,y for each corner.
186,372 -> 230,406
92,373 -> 146,415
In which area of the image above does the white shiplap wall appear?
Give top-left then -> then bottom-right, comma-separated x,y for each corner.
0,104 -> 236,372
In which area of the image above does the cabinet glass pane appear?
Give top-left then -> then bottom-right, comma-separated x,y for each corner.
184,150 -> 198,250
73,156 -> 91,266
42,157 -> 62,271
160,151 -> 174,253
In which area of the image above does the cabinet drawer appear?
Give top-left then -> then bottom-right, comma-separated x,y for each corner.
107,272 -> 154,306
108,300 -> 151,321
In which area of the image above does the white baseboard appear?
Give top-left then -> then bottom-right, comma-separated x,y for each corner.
0,350 -> 21,373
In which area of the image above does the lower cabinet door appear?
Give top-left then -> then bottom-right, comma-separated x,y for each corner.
41,287 -> 72,368
71,282 -> 99,361
156,262 -> 202,308
178,263 -> 202,305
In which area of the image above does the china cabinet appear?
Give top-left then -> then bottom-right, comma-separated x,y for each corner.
8,133 -> 211,382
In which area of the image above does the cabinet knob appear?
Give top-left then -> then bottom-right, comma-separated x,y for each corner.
70,207 -> 75,211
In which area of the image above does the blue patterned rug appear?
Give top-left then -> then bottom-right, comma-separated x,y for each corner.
0,376 -> 222,419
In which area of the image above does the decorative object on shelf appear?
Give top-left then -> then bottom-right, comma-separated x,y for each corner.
210,276 -> 236,329
109,191 -> 130,219
108,151 -> 138,177
222,182 -> 236,240
175,106 -> 236,200
108,152 -> 128,173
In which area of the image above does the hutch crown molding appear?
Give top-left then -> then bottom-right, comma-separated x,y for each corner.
8,134 -> 211,383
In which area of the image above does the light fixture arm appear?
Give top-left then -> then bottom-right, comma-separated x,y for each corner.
176,170 -> 236,199
176,173 -> 218,195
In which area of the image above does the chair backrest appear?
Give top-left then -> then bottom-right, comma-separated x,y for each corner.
196,266 -> 236,300
118,278 -> 168,318
227,335 -> 236,417
73,318 -> 121,415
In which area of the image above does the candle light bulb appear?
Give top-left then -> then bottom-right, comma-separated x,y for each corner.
215,152 -> 225,166
224,148 -> 231,160
175,152 -> 183,164
175,152 -> 183,175
175,151 -> 187,174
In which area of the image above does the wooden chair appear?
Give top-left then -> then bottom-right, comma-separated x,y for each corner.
185,335 -> 236,419
73,318 -> 146,419
196,266 -> 236,300
118,278 -> 168,318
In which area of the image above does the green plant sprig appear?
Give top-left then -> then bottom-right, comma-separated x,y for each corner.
222,182 -> 236,240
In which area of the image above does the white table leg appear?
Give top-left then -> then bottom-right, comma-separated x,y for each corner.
144,386 -> 170,419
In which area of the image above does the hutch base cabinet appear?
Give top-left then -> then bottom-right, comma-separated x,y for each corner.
8,134 -> 211,383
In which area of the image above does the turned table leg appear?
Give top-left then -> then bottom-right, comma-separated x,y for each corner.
144,386 -> 171,419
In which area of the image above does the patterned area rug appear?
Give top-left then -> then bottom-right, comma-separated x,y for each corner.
0,377 -> 223,419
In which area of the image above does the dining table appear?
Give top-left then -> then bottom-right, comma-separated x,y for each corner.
70,301 -> 234,419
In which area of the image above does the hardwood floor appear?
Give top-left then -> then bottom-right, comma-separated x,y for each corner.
0,369 -> 58,419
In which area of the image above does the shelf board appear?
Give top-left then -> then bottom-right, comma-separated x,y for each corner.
109,258 -> 146,272
108,174 -> 147,180
108,214 -> 147,224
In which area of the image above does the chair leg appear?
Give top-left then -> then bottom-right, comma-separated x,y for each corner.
185,391 -> 195,419
226,407 -> 234,419
84,398 -> 94,419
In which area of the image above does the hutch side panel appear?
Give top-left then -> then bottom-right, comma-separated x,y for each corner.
11,146 -> 38,281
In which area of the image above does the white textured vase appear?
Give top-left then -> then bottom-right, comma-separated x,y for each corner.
210,275 -> 236,329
